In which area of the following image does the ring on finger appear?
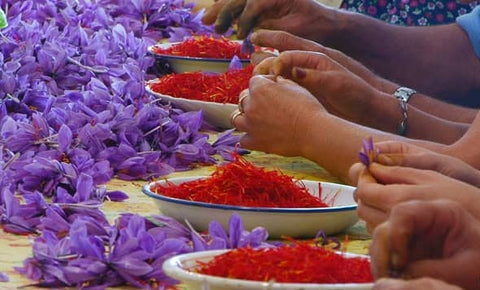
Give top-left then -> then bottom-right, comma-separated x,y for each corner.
230,110 -> 243,126
238,91 -> 248,113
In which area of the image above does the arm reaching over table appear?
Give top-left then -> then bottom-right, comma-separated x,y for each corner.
253,49 -> 469,144
251,30 -> 478,124
230,75 -> 450,181
369,200 -> 480,290
203,0 -> 480,104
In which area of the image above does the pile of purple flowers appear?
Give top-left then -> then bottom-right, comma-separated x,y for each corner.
0,0 -> 242,231
16,212 -> 272,288
0,0 -> 255,287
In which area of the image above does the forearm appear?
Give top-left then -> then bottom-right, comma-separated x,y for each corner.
299,112 -> 449,183
377,81 -> 478,123
361,91 -> 469,144
316,10 -> 480,101
447,112 -> 480,169
404,92 -> 477,124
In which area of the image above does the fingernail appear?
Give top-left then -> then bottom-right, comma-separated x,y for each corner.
378,154 -> 394,166
293,67 -> 306,79
251,32 -> 257,42
353,189 -> 359,202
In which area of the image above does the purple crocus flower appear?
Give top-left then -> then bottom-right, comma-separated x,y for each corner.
228,55 -> 243,70
240,33 -> 255,55
0,272 -> 8,282
358,137 -> 379,167
190,213 -> 272,251
211,128 -> 249,161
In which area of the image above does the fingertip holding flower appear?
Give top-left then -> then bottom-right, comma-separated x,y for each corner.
358,137 -> 379,167
240,33 -> 255,55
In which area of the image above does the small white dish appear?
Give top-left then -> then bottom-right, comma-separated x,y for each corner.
142,177 -> 358,238
148,42 -> 250,73
145,82 -> 237,129
163,249 -> 374,290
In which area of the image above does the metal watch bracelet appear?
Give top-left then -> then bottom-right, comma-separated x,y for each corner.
393,87 -> 416,136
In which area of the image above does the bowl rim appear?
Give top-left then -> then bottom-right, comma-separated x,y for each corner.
145,82 -> 238,108
147,42 -> 251,63
142,177 -> 357,213
163,249 -> 374,289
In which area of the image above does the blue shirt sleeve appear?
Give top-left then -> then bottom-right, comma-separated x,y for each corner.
457,6 -> 480,59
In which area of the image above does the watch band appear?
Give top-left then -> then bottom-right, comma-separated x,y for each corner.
393,87 -> 416,136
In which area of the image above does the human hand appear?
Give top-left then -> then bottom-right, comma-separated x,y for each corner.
254,50 -> 385,127
230,75 -> 325,157
370,200 -> 480,290
372,277 -> 463,290
251,30 -> 392,91
349,162 -> 480,231
374,141 -> 480,187
202,0 -> 334,41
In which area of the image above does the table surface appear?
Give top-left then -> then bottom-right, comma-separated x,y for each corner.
0,150 -> 371,289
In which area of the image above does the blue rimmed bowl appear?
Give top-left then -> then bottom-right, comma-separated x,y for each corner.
142,176 -> 358,238
163,249 -> 373,290
148,42 -> 250,73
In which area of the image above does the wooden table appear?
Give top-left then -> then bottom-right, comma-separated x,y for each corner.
0,150 -> 371,288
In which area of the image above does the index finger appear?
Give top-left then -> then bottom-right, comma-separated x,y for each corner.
271,51 -> 338,78
251,30 -> 325,53
202,0 -> 225,24
215,0 -> 247,34
236,0 -> 267,38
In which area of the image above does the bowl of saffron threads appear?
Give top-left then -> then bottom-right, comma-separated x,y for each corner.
162,244 -> 374,290
146,64 -> 253,129
143,154 -> 358,238
148,35 -> 253,73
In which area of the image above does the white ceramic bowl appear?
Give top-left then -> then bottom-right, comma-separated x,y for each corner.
142,177 -> 358,238
148,42 -> 251,73
145,82 -> 237,129
163,249 -> 374,290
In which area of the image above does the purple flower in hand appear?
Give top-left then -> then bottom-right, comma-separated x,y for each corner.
240,33 -> 255,55
358,137 -> 379,167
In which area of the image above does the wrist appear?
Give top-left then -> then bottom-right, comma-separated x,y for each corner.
309,4 -> 346,43
365,90 -> 408,134
297,110 -> 327,158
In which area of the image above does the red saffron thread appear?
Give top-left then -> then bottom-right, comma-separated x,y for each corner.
151,154 -> 328,208
152,35 -> 251,59
196,241 -> 373,283
149,65 -> 254,104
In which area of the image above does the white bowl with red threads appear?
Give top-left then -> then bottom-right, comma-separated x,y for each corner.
148,41 -> 251,74
142,177 -> 358,239
145,82 -> 237,129
162,249 -> 373,290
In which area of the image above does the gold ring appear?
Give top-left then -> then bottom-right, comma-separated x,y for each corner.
238,90 -> 248,113
230,110 -> 243,126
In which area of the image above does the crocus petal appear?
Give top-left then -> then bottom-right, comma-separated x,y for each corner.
105,190 -> 129,201
228,213 -> 244,248
0,272 -> 9,282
